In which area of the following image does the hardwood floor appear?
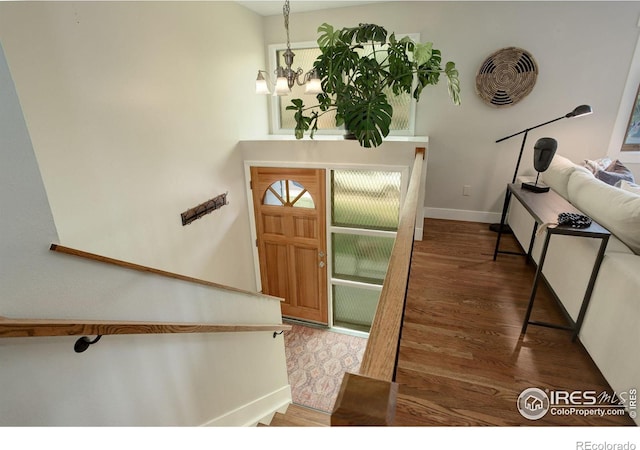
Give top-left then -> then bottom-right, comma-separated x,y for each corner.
269,218 -> 635,426
394,219 -> 634,426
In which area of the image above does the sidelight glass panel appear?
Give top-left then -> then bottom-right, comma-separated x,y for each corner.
332,170 -> 401,230
332,284 -> 380,332
332,233 -> 394,285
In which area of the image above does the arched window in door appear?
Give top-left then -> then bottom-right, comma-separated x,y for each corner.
263,179 -> 315,208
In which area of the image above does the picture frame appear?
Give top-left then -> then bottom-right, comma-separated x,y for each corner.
622,83 -> 640,151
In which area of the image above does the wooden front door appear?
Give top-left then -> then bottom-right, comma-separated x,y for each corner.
250,167 -> 328,324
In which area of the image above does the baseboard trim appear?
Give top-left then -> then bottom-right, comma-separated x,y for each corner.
424,207 -> 502,224
201,385 -> 292,427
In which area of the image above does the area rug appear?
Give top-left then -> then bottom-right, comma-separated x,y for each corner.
284,323 -> 368,413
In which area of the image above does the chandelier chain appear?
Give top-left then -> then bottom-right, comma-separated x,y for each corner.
283,0 -> 291,49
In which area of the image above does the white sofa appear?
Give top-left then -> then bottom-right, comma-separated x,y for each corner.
507,155 -> 640,424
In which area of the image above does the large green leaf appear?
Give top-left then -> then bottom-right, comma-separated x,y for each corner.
387,38 -> 414,96
445,61 -> 461,106
413,42 -> 433,66
316,43 -> 359,93
317,23 -> 339,48
340,23 -> 387,45
343,94 -> 393,148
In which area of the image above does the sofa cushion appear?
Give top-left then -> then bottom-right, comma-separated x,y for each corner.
541,154 -> 590,199
616,179 -> 640,195
567,170 -> 640,254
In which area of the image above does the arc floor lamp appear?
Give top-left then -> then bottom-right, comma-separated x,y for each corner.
489,104 -> 593,233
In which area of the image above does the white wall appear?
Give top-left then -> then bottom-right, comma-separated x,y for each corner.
0,39 -> 290,427
263,1 -> 640,220
0,1 -> 268,290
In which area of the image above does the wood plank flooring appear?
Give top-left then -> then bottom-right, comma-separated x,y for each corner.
268,218 -> 635,426
393,219 -> 634,426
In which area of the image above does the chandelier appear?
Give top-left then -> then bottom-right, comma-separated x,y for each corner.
255,0 -> 323,96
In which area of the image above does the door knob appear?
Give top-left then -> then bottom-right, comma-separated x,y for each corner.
319,261 -> 325,268
318,251 -> 325,258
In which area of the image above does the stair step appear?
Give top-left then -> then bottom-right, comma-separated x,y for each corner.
266,403 -> 331,427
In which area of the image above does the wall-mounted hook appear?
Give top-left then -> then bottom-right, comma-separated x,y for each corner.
181,192 -> 229,226
74,335 -> 102,353
273,330 -> 284,338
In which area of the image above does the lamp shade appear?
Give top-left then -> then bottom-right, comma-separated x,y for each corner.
303,69 -> 322,95
566,104 -> 593,118
274,77 -> 290,96
255,71 -> 270,95
305,74 -> 323,95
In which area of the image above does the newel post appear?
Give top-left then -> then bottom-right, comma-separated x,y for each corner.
330,372 -> 399,426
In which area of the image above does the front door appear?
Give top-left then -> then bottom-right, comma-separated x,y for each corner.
250,167 -> 328,325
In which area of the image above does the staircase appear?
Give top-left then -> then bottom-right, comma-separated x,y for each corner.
261,404 -> 330,427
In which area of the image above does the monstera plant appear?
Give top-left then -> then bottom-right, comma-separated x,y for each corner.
287,23 -> 461,148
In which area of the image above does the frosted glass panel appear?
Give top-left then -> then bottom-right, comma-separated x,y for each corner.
332,233 -> 394,285
278,48 -> 337,130
333,284 -> 380,332
332,170 -> 401,230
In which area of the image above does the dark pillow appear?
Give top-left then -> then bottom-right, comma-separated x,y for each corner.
595,159 -> 635,186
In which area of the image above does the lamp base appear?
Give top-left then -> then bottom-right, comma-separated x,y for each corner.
521,182 -> 550,193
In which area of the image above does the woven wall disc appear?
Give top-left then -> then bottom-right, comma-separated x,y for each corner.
476,47 -> 538,108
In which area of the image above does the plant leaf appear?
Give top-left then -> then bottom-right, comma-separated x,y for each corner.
317,23 -> 338,48
445,61 -> 461,105
413,42 -> 433,67
343,94 -> 393,148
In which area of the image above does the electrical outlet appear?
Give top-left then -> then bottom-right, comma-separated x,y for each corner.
463,185 -> 471,196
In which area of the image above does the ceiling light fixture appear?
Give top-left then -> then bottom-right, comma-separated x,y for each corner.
255,0 -> 323,96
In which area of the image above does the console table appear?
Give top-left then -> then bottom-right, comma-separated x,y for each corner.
493,183 -> 610,341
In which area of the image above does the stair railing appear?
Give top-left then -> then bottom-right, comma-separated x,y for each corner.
0,245 -> 290,352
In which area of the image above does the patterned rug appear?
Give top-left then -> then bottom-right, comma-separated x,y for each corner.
284,323 -> 368,413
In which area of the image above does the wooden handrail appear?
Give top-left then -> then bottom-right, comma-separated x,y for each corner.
358,147 -> 424,381
50,244 -> 282,302
332,147 -> 425,425
0,317 -> 291,338
1,246 -> 291,343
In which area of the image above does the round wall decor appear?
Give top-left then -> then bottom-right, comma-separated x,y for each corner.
475,47 -> 538,108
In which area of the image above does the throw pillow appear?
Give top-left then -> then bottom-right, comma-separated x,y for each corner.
582,157 -> 612,174
616,179 -> 640,195
595,159 -> 635,186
